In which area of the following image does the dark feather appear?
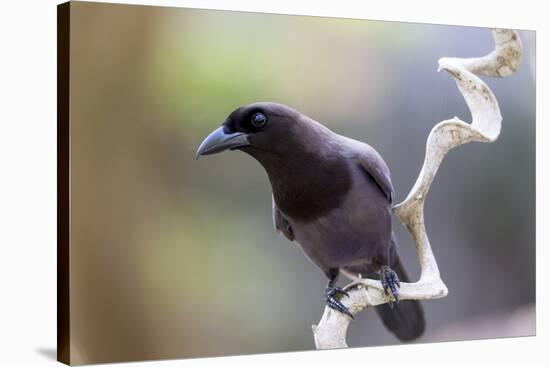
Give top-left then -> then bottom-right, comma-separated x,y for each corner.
272,197 -> 294,241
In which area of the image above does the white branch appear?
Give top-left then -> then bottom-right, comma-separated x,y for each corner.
312,29 -> 522,349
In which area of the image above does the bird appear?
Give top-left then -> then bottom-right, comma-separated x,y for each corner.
196,102 -> 425,341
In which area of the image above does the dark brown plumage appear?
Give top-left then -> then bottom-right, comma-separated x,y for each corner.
197,102 -> 425,341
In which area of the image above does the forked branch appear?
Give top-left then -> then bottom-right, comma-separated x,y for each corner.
312,29 -> 522,349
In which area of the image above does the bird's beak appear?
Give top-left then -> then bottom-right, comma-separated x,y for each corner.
196,127 -> 250,159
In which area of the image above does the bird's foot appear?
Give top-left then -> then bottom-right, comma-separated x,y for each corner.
380,265 -> 400,307
324,286 -> 353,318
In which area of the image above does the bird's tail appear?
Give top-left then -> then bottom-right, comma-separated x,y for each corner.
374,255 -> 425,341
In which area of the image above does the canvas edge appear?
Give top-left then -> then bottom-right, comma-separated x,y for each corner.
57,1 -> 71,365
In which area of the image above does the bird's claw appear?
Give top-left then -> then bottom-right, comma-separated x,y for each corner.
331,286 -> 350,298
324,286 -> 354,318
380,265 -> 400,307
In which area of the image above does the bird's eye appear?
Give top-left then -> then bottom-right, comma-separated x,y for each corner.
251,112 -> 267,128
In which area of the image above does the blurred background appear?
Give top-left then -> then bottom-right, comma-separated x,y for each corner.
67,2 -> 536,364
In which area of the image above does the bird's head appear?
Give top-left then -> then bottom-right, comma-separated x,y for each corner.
196,102 -> 307,160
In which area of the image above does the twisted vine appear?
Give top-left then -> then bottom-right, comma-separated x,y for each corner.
312,28 -> 522,349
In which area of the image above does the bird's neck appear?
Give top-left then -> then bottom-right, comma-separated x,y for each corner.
252,149 -> 353,222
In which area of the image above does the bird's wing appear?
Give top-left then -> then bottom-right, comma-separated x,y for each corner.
272,196 -> 295,241
353,144 -> 395,204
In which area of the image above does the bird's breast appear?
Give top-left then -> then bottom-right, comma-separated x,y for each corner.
268,156 -> 353,222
